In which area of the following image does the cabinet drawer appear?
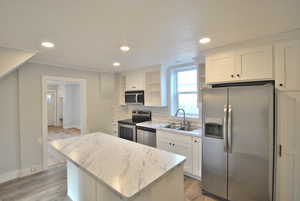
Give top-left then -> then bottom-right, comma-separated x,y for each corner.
157,130 -> 192,145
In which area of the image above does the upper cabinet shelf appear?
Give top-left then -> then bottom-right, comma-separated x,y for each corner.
205,45 -> 274,84
275,40 -> 300,91
144,69 -> 167,107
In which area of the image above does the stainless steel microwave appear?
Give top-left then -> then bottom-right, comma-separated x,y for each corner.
125,90 -> 144,105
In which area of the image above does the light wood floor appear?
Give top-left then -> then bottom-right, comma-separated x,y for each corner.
48,126 -> 80,167
0,165 -> 217,201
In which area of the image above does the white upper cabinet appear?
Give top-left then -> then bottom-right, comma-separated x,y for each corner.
206,51 -> 236,84
120,66 -> 167,106
235,45 -> 273,81
206,45 -> 273,84
144,69 -> 167,107
125,71 -> 145,91
275,40 -> 300,91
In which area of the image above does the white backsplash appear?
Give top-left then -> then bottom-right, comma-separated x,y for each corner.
112,104 -> 202,128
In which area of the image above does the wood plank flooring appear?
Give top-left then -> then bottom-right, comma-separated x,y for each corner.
0,165 -> 216,201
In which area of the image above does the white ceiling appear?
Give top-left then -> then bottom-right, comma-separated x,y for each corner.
0,0 -> 299,72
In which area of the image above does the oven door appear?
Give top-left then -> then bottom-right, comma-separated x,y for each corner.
118,123 -> 136,142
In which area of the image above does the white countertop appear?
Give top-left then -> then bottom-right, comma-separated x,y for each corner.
136,121 -> 170,129
50,132 -> 186,199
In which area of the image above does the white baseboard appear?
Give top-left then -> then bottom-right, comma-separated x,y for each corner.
184,172 -> 201,181
0,170 -> 19,184
19,165 -> 43,178
0,165 -> 43,184
72,124 -> 81,129
64,124 -> 81,129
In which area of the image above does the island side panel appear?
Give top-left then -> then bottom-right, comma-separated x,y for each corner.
96,163 -> 185,201
67,160 -> 184,201
130,163 -> 185,201
67,161 -> 97,201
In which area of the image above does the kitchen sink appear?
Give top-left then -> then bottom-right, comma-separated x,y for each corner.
165,124 -> 181,129
176,127 -> 195,131
165,124 -> 194,132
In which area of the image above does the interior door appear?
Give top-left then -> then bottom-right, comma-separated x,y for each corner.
202,87 -> 228,199
277,92 -> 300,201
227,84 -> 274,201
47,91 -> 57,126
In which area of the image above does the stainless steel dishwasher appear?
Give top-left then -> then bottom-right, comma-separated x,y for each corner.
136,126 -> 156,147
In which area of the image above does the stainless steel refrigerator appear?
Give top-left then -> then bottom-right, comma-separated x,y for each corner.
202,83 -> 274,201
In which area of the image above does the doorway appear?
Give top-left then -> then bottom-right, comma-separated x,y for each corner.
42,76 -> 87,169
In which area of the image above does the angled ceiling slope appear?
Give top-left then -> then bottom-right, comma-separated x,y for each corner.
0,47 -> 36,79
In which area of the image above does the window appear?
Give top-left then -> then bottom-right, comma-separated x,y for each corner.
170,66 -> 199,118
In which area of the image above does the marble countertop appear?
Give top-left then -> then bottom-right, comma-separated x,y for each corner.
50,133 -> 186,199
157,127 -> 202,137
136,121 -> 170,129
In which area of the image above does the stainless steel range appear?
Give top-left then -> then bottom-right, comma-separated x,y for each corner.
118,110 -> 151,142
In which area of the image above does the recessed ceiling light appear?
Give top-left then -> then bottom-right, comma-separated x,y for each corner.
120,46 -> 130,52
199,37 -> 211,44
113,62 -> 120,67
41,41 -> 55,48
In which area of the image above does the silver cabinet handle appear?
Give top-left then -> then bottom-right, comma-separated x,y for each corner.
228,105 -> 232,153
223,105 -> 228,152
135,94 -> 138,102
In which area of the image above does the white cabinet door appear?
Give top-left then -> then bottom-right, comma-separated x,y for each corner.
275,40 -> 300,91
157,133 -> 172,152
206,52 -> 236,84
192,137 -> 202,178
206,46 -> 273,84
235,45 -> 273,81
157,130 -> 193,174
173,141 -> 193,174
277,92 -> 300,201
125,71 -> 145,91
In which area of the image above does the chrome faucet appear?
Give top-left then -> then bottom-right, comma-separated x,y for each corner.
175,108 -> 189,129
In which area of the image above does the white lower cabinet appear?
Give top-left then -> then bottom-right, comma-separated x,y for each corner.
157,130 -> 201,178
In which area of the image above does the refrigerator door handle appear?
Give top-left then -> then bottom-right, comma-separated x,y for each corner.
223,105 -> 228,152
228,105 -> 232,153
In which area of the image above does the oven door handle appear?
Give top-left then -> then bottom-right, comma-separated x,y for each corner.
119,124 -> 135,129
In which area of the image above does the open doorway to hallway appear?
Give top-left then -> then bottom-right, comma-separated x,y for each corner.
43,78 -> 87,169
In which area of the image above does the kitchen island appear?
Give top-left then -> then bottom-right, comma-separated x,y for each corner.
50,133 -> 186,201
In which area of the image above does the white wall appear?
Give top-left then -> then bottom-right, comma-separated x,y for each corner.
0,62 -> 116,182
63,84 -> 81,129
0,47 -> 35,79
0,70 -> 20,182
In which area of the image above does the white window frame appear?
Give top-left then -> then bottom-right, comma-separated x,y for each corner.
170,65 -> 199,118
